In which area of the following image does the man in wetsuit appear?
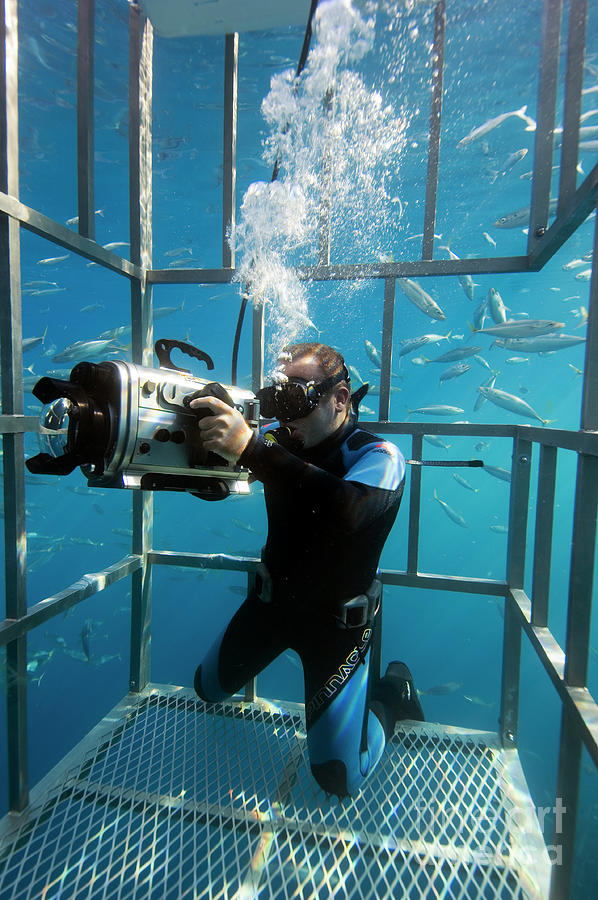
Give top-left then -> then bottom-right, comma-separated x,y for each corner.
191,342 -> 424,798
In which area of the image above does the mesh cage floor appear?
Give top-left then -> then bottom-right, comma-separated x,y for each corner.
0,685 -> 550,900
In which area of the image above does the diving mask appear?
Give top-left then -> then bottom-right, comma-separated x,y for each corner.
256,367 -> 349,422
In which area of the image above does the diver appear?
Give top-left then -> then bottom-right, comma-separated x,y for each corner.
191,342 -> 424,798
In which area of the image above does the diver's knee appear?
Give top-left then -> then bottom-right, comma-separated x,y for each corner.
310,760 -> 351,799
194,665 -> 212,702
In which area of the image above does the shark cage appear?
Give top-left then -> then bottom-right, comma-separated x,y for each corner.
0,0 -> 597,898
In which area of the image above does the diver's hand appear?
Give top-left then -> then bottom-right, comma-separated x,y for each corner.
190,396 -> 253,464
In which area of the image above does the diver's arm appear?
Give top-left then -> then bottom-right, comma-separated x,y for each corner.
240,432 -> 403,528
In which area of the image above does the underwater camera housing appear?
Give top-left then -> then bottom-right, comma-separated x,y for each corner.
25,339 -> 260,501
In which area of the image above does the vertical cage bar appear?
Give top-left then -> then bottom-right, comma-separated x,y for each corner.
0,0 -> 27,812
422,0 -> 445,261
378,278 -> 395,422
407,434 -> 423,574
223,33 -> 238,270
531,443 -> 557,627
318,88 -> 334,267
580,202 -> 598,430
527,0 -> 562,253
77,0 -> 95,240
499,594 -> 522,749
129,2 -> 153,693
506,437 -> 532,589
251,300 -> 265,394
549,707 -> 581,900
244,571 -> 256,701
557,0 -> 587,213
564,452 -> 598,688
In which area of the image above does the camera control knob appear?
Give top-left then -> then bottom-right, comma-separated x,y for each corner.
142,380 -> 156,396
154,428 -> 170,442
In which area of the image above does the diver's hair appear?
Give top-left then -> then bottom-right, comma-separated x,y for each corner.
280,343 -> 350,389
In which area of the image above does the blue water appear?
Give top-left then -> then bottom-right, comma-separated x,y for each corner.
1,0 -> 597,895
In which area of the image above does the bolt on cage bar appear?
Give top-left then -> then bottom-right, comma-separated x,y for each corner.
0,0 -> 596,897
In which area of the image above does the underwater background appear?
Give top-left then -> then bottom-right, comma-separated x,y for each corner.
1,0 -> 597,894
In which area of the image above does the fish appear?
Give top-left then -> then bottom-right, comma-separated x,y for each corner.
463,694 -> 496,707
410,357 -> 429,366
348,364 -> 364,383
487,288 -> 509,324
452,473 -> 478,493
419,681 -> 464,696
473,374 -> 497,412
433,489 -> 468,528
482,232 -> 497,247
22,327 -> 47,352
98,324 -> 131,341
154,301 -> 185,318
477,385 -> 550,424
474,319 -> 564,338
439,245 -> 476,300
365,340 -> 382,368
563,258 -> 591,270
423,435 -> 451,450
574,268 -> 592,281
494,198 -> 558,228
505,356 -> 530,365
232,518 -> 260,534
427,345 -> 482,363
489,148 -> 528,182
102,241 -> 130,251
66,209 -> 104,226
398,278 -> 446,320
471,300 -> 489,332
80,303 -> 106,313
407,405 -> 465,416
399,336 -> 431,357
475,441 -> 490,451
490,525 -> 508,533
457,106 -> 534,147
579,140 -> 598,151
473,355 -> 494,372
52,338 -> 121,363
492,333 -> 586,352
164,246 -> 193,257
439,362 -> 471,384
484,464 -> 511,483
37,254 -> 70,265
81,620 -> 93,662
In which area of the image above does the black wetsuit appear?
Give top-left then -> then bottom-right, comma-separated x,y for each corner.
194,415 -> 406,797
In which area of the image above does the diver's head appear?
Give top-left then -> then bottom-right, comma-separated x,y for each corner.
260,343 -> 351,450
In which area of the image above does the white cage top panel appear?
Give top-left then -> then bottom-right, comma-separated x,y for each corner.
138,0 -> 312,37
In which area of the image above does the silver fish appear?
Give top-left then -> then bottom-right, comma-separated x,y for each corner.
487,288 -> 508,324
484,464 -> 511,482
399,278 -> 446,320
53,338 -> 121,363
399,336 -> 431,357
457,105 -> 533,147
423,435 -> 451,450
452,473 -> 479,493
37,254 -> 70,265
478,386 -> 549,424
474,374 -> 497,412
433,489 -> 468,527
427,345 -> 481,363
475,319 -> 564,338
439,362 -> 471,384
408,405 -> 464,416
494,198 -> 558,228
490,525 -> 508,533
490,148 -> 527,182
365,340 -> 382,368
439,246 -> 476,300
492,333 -> 586,352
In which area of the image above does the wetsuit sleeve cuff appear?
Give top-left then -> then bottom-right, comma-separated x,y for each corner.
239,431 -> 259,467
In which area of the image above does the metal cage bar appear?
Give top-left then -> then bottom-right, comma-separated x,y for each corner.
77,0 -> 95,240
222,33 -> 238,270
378,278 -> 395,422
527,0 -> 562,254
421,0 -> 445,261
128,2 -> 154,695
407,433 -> 423,574
0,0 -> 28,815
557,0 -> 587,213
531,443 -> 557,628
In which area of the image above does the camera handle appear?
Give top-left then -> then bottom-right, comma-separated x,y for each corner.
155,339 -> 215,374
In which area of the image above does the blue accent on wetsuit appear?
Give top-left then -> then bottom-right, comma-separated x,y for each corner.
194,415 -> 405,797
